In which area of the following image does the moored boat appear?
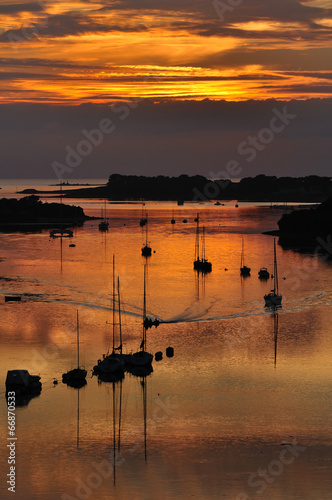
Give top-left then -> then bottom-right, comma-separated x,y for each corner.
193,215 -> 212,273
258,267 -> 270,279
240,237 -> 251,276
129,265 -> 155,368
264,239 -> 282,308
62,310 -> 87,387
6,370 -> 42,395
141,213 -> 152,256
94,256 -> 127,375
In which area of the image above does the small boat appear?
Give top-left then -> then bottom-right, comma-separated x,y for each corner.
141,213 -> 152,257
240,237 -> 251,276
50,228 -> 73,238
62,310 -> 87,387
258,267 -> 270,279
129,265 -> 154,368
99,199 -> 109,231
166,346 -> 174,358
143,317 -> 159,329
99,220 -> 109,231
177,200 -> 184,206
193,215 -> 212,273
5,295 -> 21,302
141,245 -> 152,257
264,239 -> 282,308
6,370 -> 42,395
214,201 -> 221,206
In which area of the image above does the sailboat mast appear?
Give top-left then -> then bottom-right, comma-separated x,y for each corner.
112,254 -> 115,352
274,239 -> 279,294
145,214 -> 148,246
195,213 -> 200,260
241,238 -> 244,267
77,309 -> 79,368
117,276 -> 122,354
143,265 -> 147,350
202,226 -> 206,261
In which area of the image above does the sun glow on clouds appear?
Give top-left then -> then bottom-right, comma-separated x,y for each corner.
315,18 -> 332,27
230,21 -> 306,32
0,0 -> 332,102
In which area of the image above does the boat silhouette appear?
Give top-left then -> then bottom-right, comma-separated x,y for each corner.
264,239 -> 282,307
193,214 -> 212,273
240,237 -> 251,276
94,256 -> 126,375
62,310 -> 87,388
129,265 -> 154,368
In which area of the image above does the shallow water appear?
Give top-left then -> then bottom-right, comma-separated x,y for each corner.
0,198 -> 331,500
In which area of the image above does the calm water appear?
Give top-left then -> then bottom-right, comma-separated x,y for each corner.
0,195 -> 331,499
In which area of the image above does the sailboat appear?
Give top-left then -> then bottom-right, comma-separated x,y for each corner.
193,215 -> 212,273
93,256 -> 125,375
240,237 -> 251,276
139,203 -> 147,227
141,213 -> 152,257
264,239 -> 282,307
129,265 -> 154,367
62,310 -> 87,387
99,198 -> 109,231
50,185 -> 73,237
171,208 -> 175,224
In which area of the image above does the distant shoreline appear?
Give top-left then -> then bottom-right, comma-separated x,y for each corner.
13,174 -> 332,203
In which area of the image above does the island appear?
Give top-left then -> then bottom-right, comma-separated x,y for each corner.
17,174 -> 332,202
265,195 -> 332,256
0,195 -> 93,232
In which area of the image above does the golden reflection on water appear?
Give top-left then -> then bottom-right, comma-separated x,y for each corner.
0,204 -> 332,499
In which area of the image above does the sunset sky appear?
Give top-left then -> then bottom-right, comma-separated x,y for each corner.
0,0 -> 331,178
1,0 -> 332,103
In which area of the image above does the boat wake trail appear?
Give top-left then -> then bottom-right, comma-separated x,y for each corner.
42,297 -> 162,321
162,298 -> 219,324
19,289 -> 332,326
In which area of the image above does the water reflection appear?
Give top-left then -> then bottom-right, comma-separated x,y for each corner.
1,203 -> 332,500
274,310 -> 279,367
